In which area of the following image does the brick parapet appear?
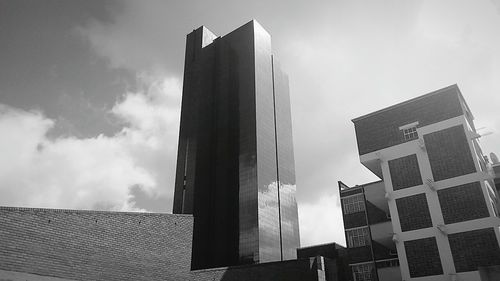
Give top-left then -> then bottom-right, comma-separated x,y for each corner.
0,207 -> 194,281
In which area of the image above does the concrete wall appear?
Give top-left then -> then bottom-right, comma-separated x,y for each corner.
479,265 -> 500,281
377,266 -> 402,281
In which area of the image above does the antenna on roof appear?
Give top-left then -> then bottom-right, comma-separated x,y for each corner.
471,131 -> 493,139
491,153 -> 499,164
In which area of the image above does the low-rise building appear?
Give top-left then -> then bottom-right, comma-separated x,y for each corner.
297,242 -> 351,281
348,84 -> 500,281
339,180 -> 401,281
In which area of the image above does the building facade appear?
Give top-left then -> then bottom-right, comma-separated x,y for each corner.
297,242 -> 351,281
172,20 -> 300,269
338,181 -> 401,281
351,85 -> 500,281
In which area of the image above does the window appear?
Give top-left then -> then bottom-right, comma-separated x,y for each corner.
388,154 -> 423,190
399,121 -> 419,141
342,194 -> 365,214
346,227 -> 371,248
404,237 -> 443,277
403,126 -> 418,141
352,263 -> 375,281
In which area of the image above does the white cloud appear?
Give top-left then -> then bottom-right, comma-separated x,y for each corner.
0,76 -> 181,212
298,193 -> 346,247
48,0 -> 500,246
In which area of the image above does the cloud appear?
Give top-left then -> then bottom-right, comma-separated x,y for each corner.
0,76 -> 181,212
285,0 -> 500,246
76,0 -> 189,75
298,193 -> 346,247
492,0 -> 500,13
64,0 -> 500,246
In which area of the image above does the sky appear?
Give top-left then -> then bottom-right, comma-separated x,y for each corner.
1,0 -> 500,247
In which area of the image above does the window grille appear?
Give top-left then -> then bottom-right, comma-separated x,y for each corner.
403,126 -> 418,141
352,263 -> 375,281
342,194 -> 365,214
346,227 -> 371,248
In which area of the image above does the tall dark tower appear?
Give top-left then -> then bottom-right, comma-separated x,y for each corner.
173,20 -> 300,270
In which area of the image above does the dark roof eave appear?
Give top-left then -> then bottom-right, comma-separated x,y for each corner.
351,84 -> 461,123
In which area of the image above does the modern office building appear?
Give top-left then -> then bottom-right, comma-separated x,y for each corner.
338,180 -> 401,281
350,85 -> 500,281
172,20 -> 300,269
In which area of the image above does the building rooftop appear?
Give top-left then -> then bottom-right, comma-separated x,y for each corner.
338,180 -> 383,192
351,84 -> 472,123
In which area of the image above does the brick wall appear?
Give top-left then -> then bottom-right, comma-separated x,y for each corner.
396,193 -> 432,232
438,182 -> 489,224
424,125 -> 476,181
448,228 -> 500,272
0,207 -> 194,281
388,154 -> 423,190
354,86 -> 464,155
0,207 -> 325,281
404,237 -> 443,278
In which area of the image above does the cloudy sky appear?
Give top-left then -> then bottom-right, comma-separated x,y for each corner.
1,0 -> 500,247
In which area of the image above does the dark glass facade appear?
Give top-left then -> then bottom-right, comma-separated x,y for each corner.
173,20 -> 300,269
